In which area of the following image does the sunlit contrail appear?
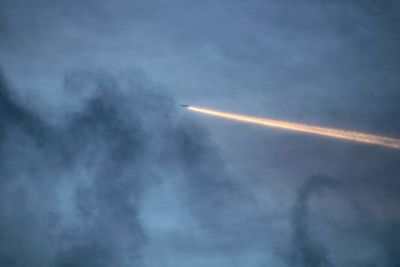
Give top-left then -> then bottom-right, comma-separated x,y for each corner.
184,105 -> 400,149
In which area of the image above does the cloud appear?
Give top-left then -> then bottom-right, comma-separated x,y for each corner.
0,70 -> 239,266
1,1 -> 400,266
290,175 -> 338,267
289,173 -> 400,267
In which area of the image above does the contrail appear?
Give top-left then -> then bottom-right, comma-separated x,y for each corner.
183,105 -> 400,149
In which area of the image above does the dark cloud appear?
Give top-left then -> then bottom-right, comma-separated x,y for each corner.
291,176 -> 338,267
289,173 -> 400,267
1,0 -> 400,266
0,70 -> 240,266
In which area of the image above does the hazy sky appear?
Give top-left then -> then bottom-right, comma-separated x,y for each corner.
1,1 -> 400,266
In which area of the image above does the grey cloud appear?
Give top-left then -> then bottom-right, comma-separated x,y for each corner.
0,70 -> 241,266
1,1 -> 400,266
291,176 -> 338,267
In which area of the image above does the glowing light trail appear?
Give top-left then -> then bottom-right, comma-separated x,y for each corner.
185,105 -> 400,149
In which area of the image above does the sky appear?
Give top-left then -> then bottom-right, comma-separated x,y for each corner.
1,1 -> 400,266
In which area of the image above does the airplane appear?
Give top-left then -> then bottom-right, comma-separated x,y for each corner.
180,104 -> 189,108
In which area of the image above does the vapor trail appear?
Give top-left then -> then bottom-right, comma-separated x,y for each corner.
185,106 -> 400,149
